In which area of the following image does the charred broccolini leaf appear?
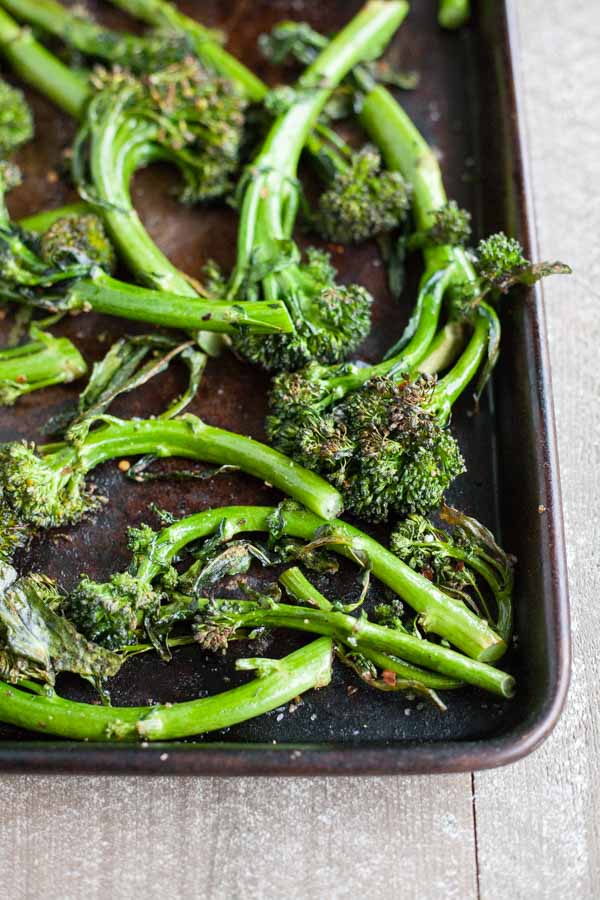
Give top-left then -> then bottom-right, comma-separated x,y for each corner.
390,505 -> 515,641
0,565 -> 122,688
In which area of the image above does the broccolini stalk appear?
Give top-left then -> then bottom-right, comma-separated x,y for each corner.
278,566 -> 461,697
0,0 -> 190,73
255,19 -> 476,358
1,204 -> 293,336
0,7 -> 246,355
226,1 -> 409,372
192,593 -> 512,699
438,0 -> 471,29
92,504 -> 505,661
0,330 -> 87,405
0,636 -> 333,741
0,418 -> 344,539
0,7 -> 89,118
18,203 -> 93,234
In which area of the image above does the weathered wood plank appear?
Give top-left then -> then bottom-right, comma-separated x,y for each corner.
474,2 -> 600,898
0,774 -> 477,900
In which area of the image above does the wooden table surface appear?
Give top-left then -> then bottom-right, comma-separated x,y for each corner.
0,1 -> 598,897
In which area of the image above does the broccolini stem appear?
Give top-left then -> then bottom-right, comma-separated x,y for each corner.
278,567 -> 462,690
130,505 -> 506,661
438,0 -> 471,29
0,0 -> 111,53
229,1 -> 409,296
110,0 -> 267,102
415,321 -> 467,375
310,266 -> 458,409
66,271 -> 294,335
278,566 -> 333,611
41,421 -> 344,521
193,595 -> 512,698
0,7 -> 89,118
0,637 -> 333,741
358,84 -> 478,350
0,332 -> 87,403
430,306 -> 497,422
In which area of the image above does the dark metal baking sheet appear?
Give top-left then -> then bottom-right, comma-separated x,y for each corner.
0,0 -> 570,774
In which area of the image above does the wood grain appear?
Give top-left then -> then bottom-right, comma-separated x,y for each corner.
474,1 -> 600,896
0,1 -> 599,898
0,774 -> 478,900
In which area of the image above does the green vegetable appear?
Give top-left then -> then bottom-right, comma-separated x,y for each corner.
0,200 -> 293,337
0,5 -> 247,354
390,505 -> 515,642
226,1 -> 409,371
266,65 -> 570,520
65,504 -> 506,662
0,418 -> 344,545
438,0 -> 471,30
110,0 -> 267,102
0,76 -> 33,157
309,135 -> 412,245
0,0 -> 191,73
0,565 -> 121,689
193,590 -> 513,699
0,635 -> 333,741
0,329 -> 87,406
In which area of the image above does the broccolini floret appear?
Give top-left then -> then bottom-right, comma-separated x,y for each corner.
313,141 -> 412,244
0,77 -> 33,157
